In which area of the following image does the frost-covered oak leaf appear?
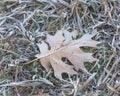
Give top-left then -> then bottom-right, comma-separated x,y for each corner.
36,30 -> 100,80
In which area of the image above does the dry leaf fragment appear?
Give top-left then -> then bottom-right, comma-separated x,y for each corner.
36,30 -> 100,80
33,93 -> 50,96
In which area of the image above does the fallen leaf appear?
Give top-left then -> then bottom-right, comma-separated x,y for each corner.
36,29 -> 100,80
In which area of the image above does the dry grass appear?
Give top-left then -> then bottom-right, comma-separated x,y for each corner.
0,0 -> 120,96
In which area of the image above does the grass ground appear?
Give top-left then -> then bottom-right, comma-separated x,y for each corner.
0,0 -> 120,96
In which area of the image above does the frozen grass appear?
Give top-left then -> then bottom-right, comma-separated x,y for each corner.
0,0 -> 120,96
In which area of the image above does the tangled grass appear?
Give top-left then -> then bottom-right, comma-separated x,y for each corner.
0,0 -> 120,96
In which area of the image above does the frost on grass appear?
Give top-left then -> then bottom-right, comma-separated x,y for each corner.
36,29 -> 100,80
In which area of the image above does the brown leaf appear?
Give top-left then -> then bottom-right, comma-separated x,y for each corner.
36,30 -> 100,80
102,0 -> 109,14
